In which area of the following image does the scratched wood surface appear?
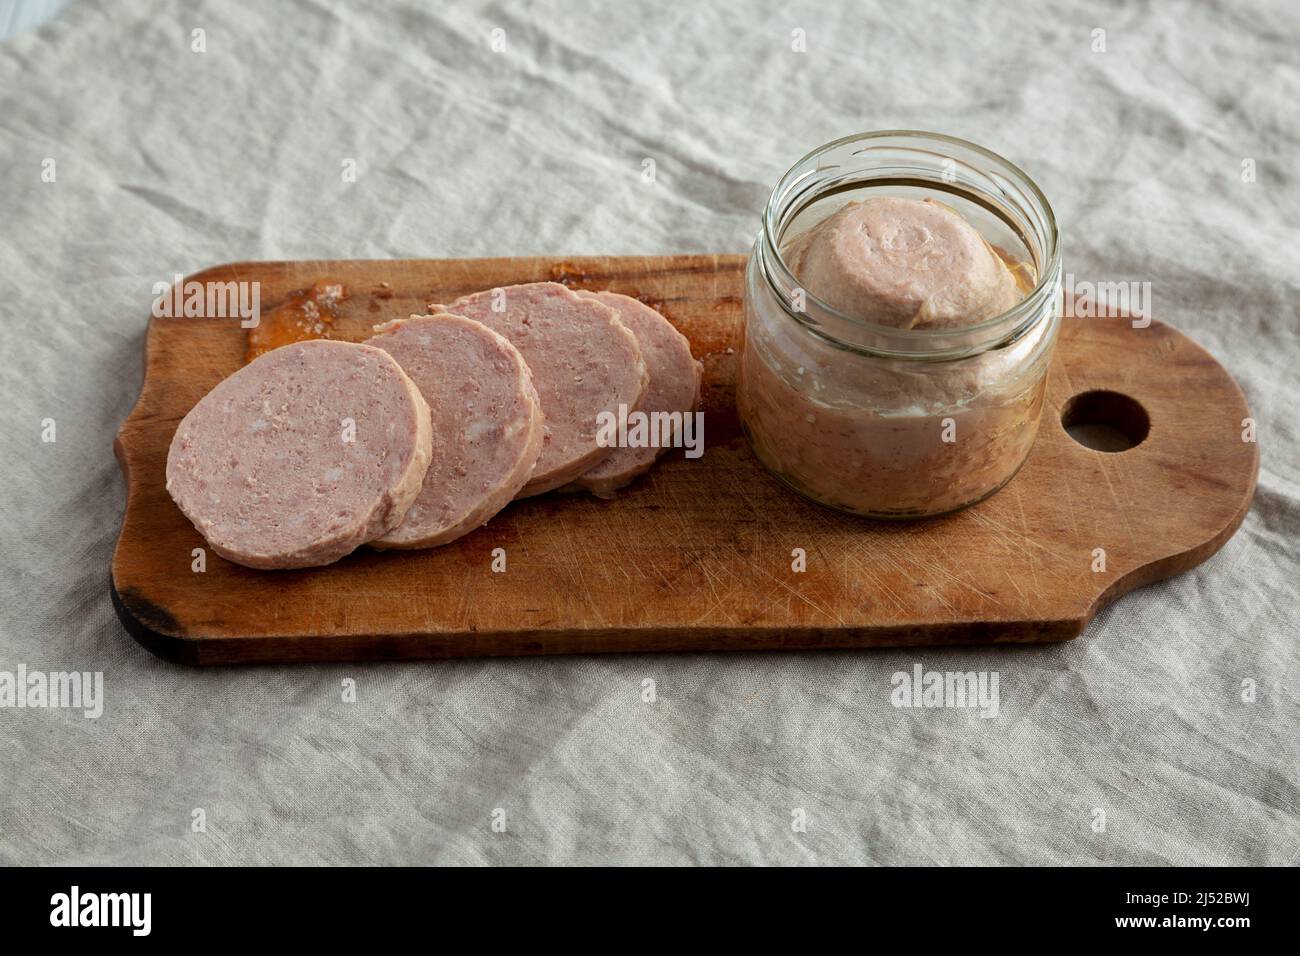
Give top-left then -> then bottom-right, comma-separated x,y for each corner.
111,255 -> 1258,664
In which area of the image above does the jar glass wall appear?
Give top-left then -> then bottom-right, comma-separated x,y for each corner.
737,131 -> 1063,519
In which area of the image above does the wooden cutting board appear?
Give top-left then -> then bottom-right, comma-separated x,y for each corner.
112,255 -> 1258,664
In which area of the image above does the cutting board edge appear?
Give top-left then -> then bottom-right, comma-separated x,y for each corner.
108,578 -> 1088,666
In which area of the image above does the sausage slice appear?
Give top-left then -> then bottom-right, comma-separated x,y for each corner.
366,314 -> 544,549
570,291 -> 702,495
435,282 -> 647,497
165,340 -> 432,569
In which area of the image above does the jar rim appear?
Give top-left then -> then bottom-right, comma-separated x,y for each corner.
759,129 -> 1062,358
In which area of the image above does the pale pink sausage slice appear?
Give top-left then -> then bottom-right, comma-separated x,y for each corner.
165,339 -> 432,570
365,314 -> 544,549
434,282 -> 648,497
570,291 -> 702,495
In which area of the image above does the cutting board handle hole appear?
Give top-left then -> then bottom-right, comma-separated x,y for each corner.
1061,390 -> 1150,453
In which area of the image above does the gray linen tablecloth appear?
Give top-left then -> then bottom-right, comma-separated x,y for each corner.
0,0 -> 1295,865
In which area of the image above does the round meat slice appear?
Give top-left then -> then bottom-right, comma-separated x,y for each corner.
165,339 -> 432,570
569,291 -> 702,495
365,314 -> 544,549
433,282 -> 648,497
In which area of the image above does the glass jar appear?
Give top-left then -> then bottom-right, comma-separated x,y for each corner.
738,131 -> 1063,518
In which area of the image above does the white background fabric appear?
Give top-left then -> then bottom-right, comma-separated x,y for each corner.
0,0 -> 1295,865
